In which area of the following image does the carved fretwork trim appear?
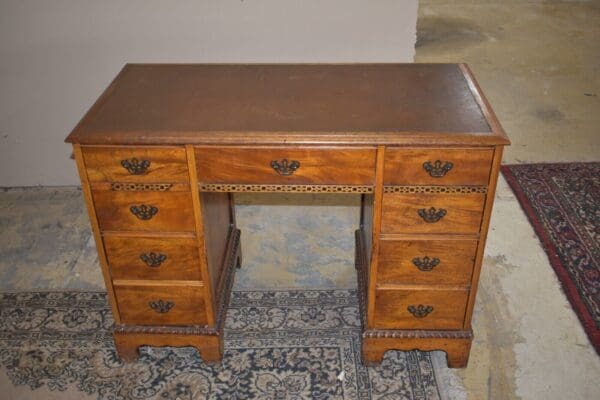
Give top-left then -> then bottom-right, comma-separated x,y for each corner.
199,183 -> 374,193
111,183 -> 173,192
363,329 -> 473,339
383,185 -> 487,194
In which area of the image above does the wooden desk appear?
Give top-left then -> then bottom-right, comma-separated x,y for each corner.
66,64 -> 509,368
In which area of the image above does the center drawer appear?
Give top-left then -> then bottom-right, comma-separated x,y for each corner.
195,146 -> 377,185
114,284 -> 207,326
104,236 -> 202,281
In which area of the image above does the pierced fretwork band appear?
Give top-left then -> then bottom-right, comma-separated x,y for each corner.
199,183 -> 485,194
384,185 -> 487,194
111,183 -> 173,192
199,184 -> 374,193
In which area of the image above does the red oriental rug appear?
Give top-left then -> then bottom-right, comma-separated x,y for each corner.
501,163 -> 599,354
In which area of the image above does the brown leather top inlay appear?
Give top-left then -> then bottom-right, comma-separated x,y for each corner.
66,64 -> 509,145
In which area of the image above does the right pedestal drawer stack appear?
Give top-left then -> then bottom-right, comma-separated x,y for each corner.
363,146 -> 501,367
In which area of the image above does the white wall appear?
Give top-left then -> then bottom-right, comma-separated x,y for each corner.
0,0 -> 417,186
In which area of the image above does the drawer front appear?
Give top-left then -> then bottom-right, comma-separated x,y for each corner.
374,288 -> 468,330
378,239 -> 477,286
104,236 -> 202,281
93,190 -> 195,232
195,147 -> 376,185
114,284 -> 207,326
384,148 -> 493,186
83,147 -> 189,183
381,193 -> 486,234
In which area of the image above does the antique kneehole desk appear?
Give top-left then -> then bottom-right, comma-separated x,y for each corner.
66,64 -> 509,368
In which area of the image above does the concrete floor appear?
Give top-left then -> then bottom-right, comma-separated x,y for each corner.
415,1 -> 600,399
416,0 -> 600,165
1,1 -> 600,399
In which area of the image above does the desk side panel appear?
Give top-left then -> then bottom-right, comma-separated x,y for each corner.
200,192 -> 234,293
72,144 -> 122,323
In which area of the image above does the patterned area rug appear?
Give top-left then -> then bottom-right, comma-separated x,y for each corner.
0,290 -> 450,399
501,163 -> 600,353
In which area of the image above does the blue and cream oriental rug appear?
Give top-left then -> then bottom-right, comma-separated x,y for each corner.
0,290 -> 462,399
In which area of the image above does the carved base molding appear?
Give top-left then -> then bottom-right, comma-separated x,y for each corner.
113,325 -> 218,336
113,228 -> 241,364
354,228 -> 473,368
363,329 -> 473,339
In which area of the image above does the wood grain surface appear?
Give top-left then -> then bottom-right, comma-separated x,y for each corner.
195,146 -> 376,185
82,146 -> 189,183
93,190 -> 195,232
383,147 -> 493,185
114,284 -> 207,325
200,192 -> 234,292
374,288 -> 469,330
65,64 -> 510,146
377,238 -> 478,286
104,236 -> 202,281
381,193 -> 486,234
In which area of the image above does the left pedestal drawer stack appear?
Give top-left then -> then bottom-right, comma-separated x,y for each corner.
76,146 -> 209,337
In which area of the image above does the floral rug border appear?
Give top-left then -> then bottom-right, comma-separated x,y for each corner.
501,162 -> 599,353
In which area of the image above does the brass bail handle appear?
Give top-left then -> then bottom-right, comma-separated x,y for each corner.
121,158 -> 151,175
149,299 -> 174,313
418,207 -> 447,223
408,304 -> 433,318
130,204 -> 158,220
140,252 -> 167,267
423,160 -> 453,178
270,159 -> 300,176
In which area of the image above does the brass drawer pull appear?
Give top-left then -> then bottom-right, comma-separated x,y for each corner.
408,304 -> 433,318
149,299 -> 174,313
418,207 -> 446,223
130,204 -> 158,220
412,256 -> 440,271
140,252 -> 167,267
423,160 -> 453,177
270,159 -> 300,176
121,158 -> 151,175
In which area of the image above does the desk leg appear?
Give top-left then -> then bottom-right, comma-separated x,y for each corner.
113,332 -> 224,365
362,333 -> 472,368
